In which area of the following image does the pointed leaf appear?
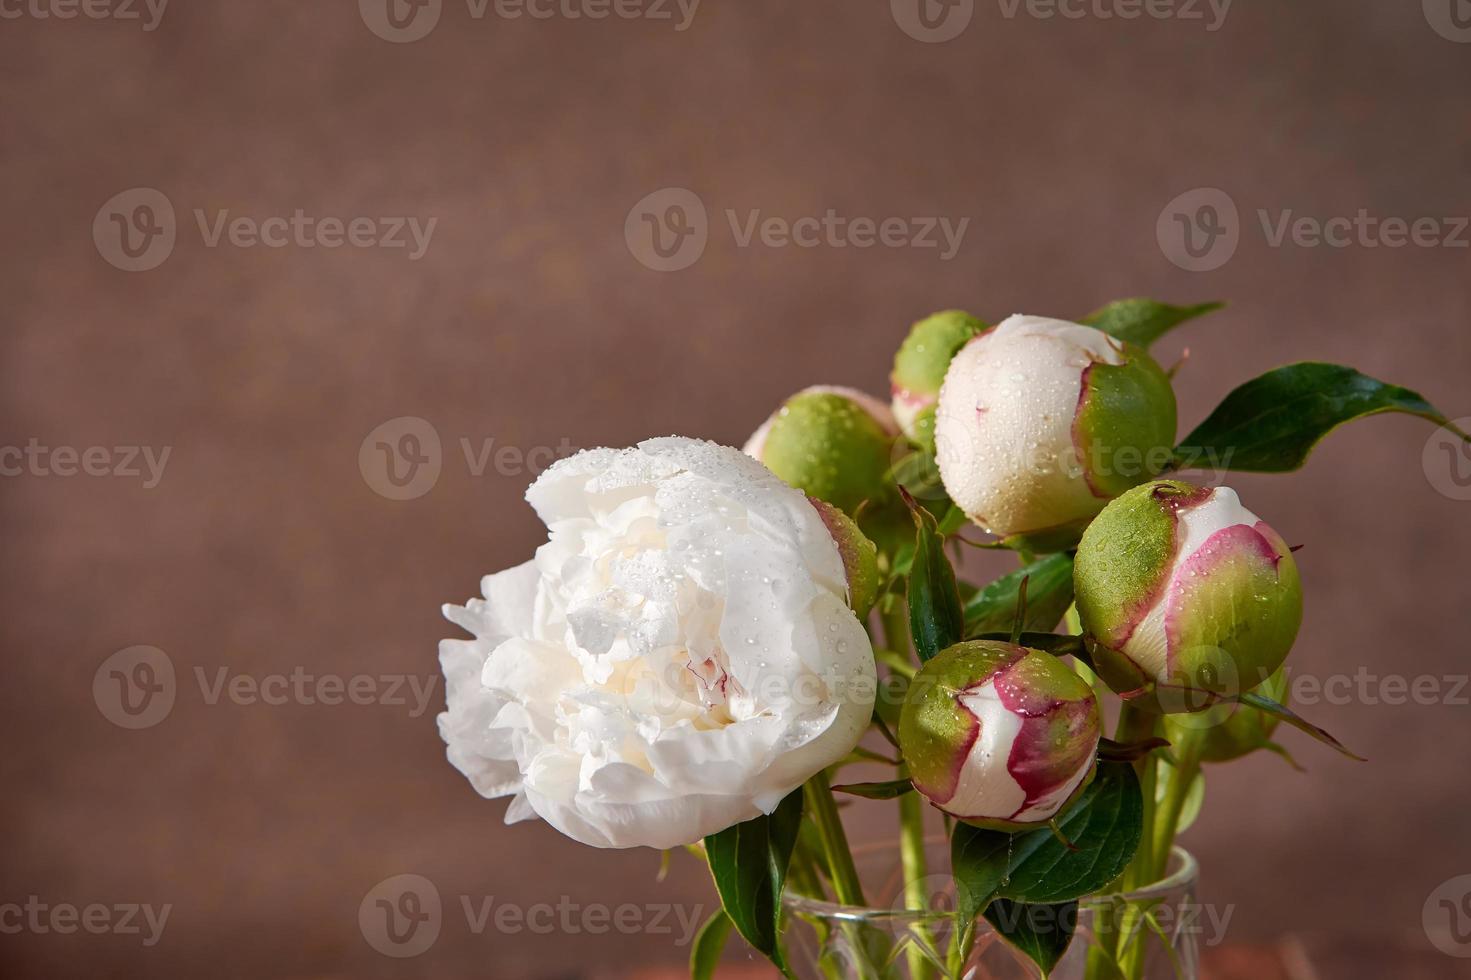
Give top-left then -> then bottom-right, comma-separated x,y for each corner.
703,790 -> 804,974
905,496 -> 964,662
831,778 -> 914,800
965,553 -> 1075,637
1081,298 -> 1224,348
689,910 -> 733,980
1175,362 -> 1469,473
1236,691 -> 1366,761
952,762 -> 1144,922
984,899 -> 1079,977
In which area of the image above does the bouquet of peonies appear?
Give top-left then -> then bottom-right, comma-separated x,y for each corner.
437,301 -> 1464,979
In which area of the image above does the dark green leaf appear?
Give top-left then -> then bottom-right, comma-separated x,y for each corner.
964,553 -> 1076,637
971,631 -> 1087,660
1081,298 -> 1224,348
984,899 -> 1079,977
1175,362 -> 1469,473
831,778 -> 914,800
703,790 -> 804,974
689,910 -> 733,980
952,762 -> 1144,922
905,497 -> 964,663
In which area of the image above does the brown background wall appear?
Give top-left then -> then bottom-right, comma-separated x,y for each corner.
3,1 -> 1470,977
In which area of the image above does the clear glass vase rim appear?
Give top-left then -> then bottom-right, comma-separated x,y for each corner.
781,846 -> 1198,920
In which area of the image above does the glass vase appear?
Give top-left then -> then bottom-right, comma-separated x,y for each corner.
780,847 -> 1201,980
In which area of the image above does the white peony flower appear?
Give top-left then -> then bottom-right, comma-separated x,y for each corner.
437,437 -> 877,849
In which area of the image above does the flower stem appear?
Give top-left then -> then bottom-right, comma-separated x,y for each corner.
804,770 -> 867,908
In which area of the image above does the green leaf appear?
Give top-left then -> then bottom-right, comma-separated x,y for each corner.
831,778 -> 914,800
964,553 -> 1076,637
952,762 -> 1144,922
1081,298 -> 1224,349
689,910 -> 733,980
1175,362 -> 1469,473
703,790 -> 804,974
971,631 -> 1087,660
905,496 -> 964,663
983,899 -> 1079,977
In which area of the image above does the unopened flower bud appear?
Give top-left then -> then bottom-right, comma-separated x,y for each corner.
1074,481 -> 1303,712
900,640 -> 1101,828
891,311 -> 987,451
934,315 -> 1176,545
744,386 -> 899,516
807,497 -> 880,619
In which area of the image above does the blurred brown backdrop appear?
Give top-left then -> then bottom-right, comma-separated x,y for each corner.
3,1 -> 1470,977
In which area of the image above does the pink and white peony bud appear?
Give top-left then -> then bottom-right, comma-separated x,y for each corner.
899,640 -> 1101,828
934,315 -> 1177,545
890,310 -> 987,451
1073,480 -> 1303,711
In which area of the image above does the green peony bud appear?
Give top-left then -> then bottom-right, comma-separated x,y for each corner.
891,310 -> 987,451
899,640 -> 1101,829
807,496 -> 880,619
744,386 -> 899,516
1166,667 -> 1291,763
934,315 -> 1177,546
1073,480 -> 1303,713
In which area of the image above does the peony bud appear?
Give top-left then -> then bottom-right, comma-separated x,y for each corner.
1073,481 -> 1303,712
744,386 -> 899,516
934,315 -> 1177,545
899,640 -> 1101,828
807,497 -> 881,619
891,310 -> 987,451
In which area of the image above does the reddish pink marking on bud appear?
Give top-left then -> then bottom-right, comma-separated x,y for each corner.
1005,700 -> 1097,819
1108,485 -> 1214,650
1162,523 -> 1282,670
891,383 -> 930,408
931,648 -> 1026,805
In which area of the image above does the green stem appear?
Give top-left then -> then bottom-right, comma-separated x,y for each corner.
1151,743 -> 1200,875
898,776 -> 939,980
804,770 -> 867,908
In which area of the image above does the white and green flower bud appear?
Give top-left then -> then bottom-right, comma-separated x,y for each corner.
934,315 -> 1177,545
744,386 -> 899,516
1074,481 -> 1303,712
899,640 -> 1102,829
891,311 -> 987,451
807,497 -> 881,619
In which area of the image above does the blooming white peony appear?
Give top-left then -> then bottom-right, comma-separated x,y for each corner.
438,437 -> 877,849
